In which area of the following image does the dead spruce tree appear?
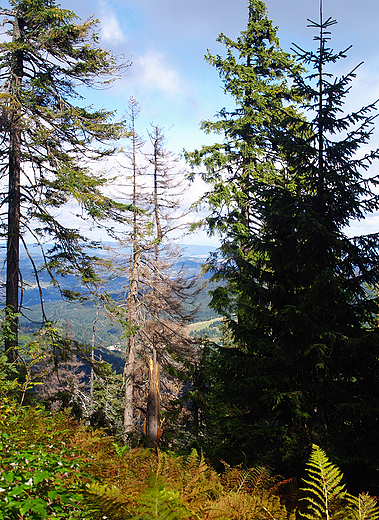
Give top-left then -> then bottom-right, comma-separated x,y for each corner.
107,100 -> 198,443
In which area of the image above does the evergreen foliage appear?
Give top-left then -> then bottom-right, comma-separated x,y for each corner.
0,0 -> 131,353
2,0 -> 379,513
187,0 -> 379,493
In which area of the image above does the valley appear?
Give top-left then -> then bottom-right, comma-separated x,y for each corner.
10,243 -> 222,349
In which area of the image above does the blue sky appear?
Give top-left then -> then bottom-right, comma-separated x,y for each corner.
62,0 -> 379,244
61,0 -> 379,154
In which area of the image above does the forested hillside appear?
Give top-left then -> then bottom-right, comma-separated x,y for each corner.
10,244 -> 219,346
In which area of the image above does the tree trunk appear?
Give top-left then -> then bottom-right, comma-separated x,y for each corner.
146,347 -> 161,445
152,126 -> 163,243
123,98 -> 141,442
145,126 -> 162,446
123,241 -> 142,440
90,306 -> 99,415
123,329 -> 137,441
5,16 -> 24,361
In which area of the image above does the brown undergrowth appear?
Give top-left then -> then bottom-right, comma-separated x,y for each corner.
1,401 -> 378,520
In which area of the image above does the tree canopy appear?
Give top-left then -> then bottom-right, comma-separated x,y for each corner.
187,0 -> 379,494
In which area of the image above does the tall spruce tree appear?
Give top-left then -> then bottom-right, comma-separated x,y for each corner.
185,0 -> 303,462
187,0 -> 301,245
0,0 -> 129,359
188,0 -> 379,493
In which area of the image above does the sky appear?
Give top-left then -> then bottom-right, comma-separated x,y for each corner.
62,0 -> 379,153
10,0 -> 379,245
64,0 -> 379,245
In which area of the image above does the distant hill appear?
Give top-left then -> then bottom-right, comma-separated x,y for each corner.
15,243 -> 222,347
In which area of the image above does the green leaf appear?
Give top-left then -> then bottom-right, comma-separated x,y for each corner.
33,470 -> 50,485
60,494 -> 75,504
9,485 -> 24,497
3,472 -> 14,484
31,504 -> 48,518
19,501 -> 32,515
47,490 -> 59,500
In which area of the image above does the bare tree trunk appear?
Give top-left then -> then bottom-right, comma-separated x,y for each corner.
123,242 -> 142,439
123,98 -> 141,442
5,16 -> 24,361
145,126 -> 163,446
146,346 -> 161,445
123,337 -> 135,440
90,307 -> 99,415
152,126 -> 163,243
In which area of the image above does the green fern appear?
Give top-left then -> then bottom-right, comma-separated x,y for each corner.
80,444 -> 379,520
346,493 -> 379,520
299,445 -> 379,520
299,444 -> 346,520
129,485 -> 193,520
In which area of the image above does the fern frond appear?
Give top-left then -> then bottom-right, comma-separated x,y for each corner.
85,480 -> 195,520
129,485 -> 193,520
184,448 -> 209,476
260,496 -> 296,520
208,492 -> 293,520
84,482 -> 132,519
221,463 -> 272,494
299,444 -> 346,520
346,493 -> 379,520
183,448 -> 216,497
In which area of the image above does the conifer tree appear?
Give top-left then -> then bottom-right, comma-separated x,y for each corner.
121,96 -> 146,440
0,0 -> 130,358
187,0 -> 301,248
185,0 -> 302,461
107,103 -> 197,443
188,0 -> 379,493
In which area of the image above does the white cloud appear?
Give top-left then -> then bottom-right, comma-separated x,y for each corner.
98,2 -> 125,44
136,49 -> 182,96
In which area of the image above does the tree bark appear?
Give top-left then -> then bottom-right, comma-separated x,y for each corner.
5,16 -> 24,361
90,306 -> 99,415
123,98 -> 141,442
146,347 -> 161,445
